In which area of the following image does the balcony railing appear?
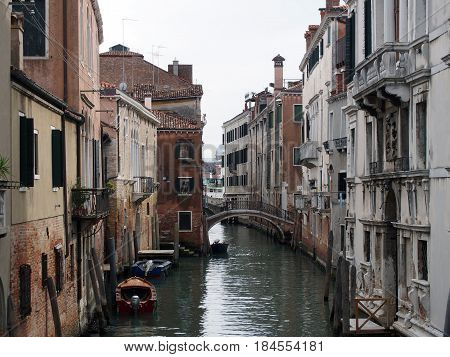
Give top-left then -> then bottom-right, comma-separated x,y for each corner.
72,188 -> 109,220
370,158 -> 413,176
369,161 -> 384,175
133,177 -> 156,203
334,137 -> 347,151
394,157 -> 410,172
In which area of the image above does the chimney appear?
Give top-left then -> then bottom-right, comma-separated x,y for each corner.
144,97 -> 152,109
326,0 -> 340,9
273,54 -> 285,93
11,12 -> 24,70
172,59 -> 179,76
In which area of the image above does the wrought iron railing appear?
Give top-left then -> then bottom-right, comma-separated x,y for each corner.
394,157 -> 410,172
133,177 -> 156,195
334,137 -> 347,150
72,188 -> 109,219
369,161 -> 384,175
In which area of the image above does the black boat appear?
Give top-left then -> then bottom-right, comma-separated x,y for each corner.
210,240 -> 229,255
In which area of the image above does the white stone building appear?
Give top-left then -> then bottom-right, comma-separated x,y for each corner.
344,0 -> 450,336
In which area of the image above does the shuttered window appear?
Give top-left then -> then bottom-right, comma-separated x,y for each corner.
93,140 -> 100,188
178,211 -> 192,232
269,112 -> 274,128
276,105 -> 282,123
41,253 -> 48,289
51,129 -> 64,188
20,116 -> 34,187
13,0 -> 47,57
294,105 -> 303,122
55,246 -> 64,293
345,12 -> 356,84
175,141 -> 194,160
175,177 -> 194,195
364,0 -> 373,57
19,264 -> 32,317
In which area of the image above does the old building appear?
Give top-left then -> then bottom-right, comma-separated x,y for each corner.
13,0 -> 107,334
0,0 -> 11,337
100,87 -> 159,273
223,109 -> 250,202
344,0 -> 450,336
248,56 -> 303,211
297,1 -> 348,265
100,45 -> 206,253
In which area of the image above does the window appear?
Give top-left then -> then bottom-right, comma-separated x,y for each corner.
93,139 -> 100,189
308,45 -> 320,75
338,172 -> 347,200
276,105 -> 282,123
418,240 -> 428,281
320,38 -> 324,57
55,246 -> 64,293
19,264 -> 32,317
364,0 -> 373,57
178,211 -> 192,232
293,147 -> 301,166
41,253 -> 48,289
327,25 -> 331,46
176,141 -> 194,160
51,129 -> 64,188
294,105 -> 303,122
33,130 -> 39,179
269,112 -> 274,129
328,112 -> 334,140
416,102 -> 427,169
345,12 -> 356,84
175,177 -> 194,195
349,228 -> 354,256
13,0 -> 47,57
364,231 -> 371,262
20,116 -> 35,188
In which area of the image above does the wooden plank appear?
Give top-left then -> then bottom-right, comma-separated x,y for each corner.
87,259 -> 105,333
46,277 -> 62,337
349,319 -> 386,333
323,231 -> 334,302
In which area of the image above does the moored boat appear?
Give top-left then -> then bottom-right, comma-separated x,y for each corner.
131,259 -> 172,279
210,240 -> 229,255
116,277 -> 157,314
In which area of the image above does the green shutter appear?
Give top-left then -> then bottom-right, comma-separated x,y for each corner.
52,130 -> 64,188
294,105 -> 303,122
364,0 -> 372,57
20,116 -> 34,187
276,105 -> 282,123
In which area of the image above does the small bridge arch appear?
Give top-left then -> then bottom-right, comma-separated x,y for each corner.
205,200 -> 297,241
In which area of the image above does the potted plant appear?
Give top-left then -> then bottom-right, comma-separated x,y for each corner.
72,178 -> 90,216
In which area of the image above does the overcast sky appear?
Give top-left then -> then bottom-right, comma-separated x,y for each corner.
98,0 -> 322,157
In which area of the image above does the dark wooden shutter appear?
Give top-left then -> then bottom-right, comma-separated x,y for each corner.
345,13 -> 356,84
276,105 -> 282,123
364,0 -> 372,57
320,38 -> 324,57
19,264 -> 32,317
188,143 -> 194,159
41,253 -> 48,288
175,178 -> 181,193
51,130 -> 63,188
20,116 -> 34,187
93,140 -> 99,188
175,142 -> 181,159
189,178 -> 195,193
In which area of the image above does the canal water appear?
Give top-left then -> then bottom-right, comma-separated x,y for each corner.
105,223 -> 333,337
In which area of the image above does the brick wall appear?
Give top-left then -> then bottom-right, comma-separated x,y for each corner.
10,216 -> 79,337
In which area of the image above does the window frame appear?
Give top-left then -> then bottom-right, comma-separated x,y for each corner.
33,129 -> 40,180
178,211 -> 192,232
176,176 -> 194,196
20,0 -> 50,59
293,104 -> 303,123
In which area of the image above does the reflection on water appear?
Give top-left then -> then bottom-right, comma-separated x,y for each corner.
104,223 -> 333,337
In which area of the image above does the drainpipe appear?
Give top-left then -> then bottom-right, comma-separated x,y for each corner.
62,0 -> 69,257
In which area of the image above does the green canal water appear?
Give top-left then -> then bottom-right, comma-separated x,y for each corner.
104,223 -> 333,337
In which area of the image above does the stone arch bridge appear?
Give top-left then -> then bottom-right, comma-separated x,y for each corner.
204,200 -> 297,241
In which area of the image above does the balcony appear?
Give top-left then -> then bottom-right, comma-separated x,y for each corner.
133,177 -> 156,204
72,189 -> 109,220
369,161 -> 384,175
352,41 -> 430,111
334,137 -> 347,151
294,141 -> 319,169
369,158 -> 412,176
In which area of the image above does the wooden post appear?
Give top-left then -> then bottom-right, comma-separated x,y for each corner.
91,248 -> 110,324
444,288 -> 450,337
46,277 -> 62,337
151,216 -> 156,250
324,230 -> 334,301
106,237 -> 118,310
333,255 -> 343,335
127,231 -> 133,265
6,295 -> 18,337
350,264 -> 357,318
341,258 -> 350,336
87,259 -> 106,333
173,223 -> 180,264
133,231 -> 139,263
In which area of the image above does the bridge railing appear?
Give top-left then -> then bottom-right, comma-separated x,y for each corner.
206,200 -> 297,222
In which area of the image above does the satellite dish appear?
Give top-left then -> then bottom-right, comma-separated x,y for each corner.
119,82 -> 128,91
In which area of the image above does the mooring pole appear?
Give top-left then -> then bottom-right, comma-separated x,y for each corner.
91,248 -> 110,324
7,295 -> 18,337
341,258 -> 350,336
324,230 -> 334,302
333,254 -> 343,335
88,259 -> 106,333
350,265 -> 357,318
46,277 -> 62,337
106,237 -> 118,310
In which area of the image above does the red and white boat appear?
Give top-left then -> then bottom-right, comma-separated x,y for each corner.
116,277 -> 157,314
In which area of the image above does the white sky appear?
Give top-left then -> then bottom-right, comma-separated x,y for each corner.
98,0 -> 323,157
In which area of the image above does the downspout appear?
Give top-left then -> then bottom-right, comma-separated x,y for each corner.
62,0 -> 69,258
